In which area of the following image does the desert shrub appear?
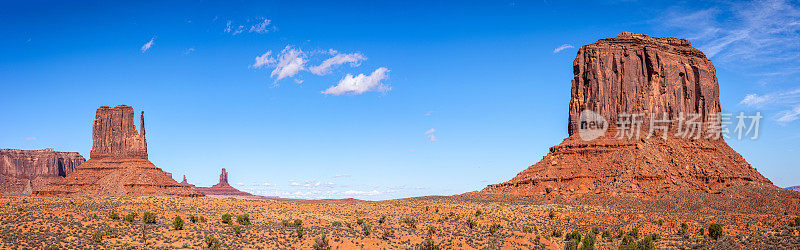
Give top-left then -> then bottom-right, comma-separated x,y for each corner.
91,230 -> 103,243
580,232 -> 596,250
564,238 -> 579,250
427,225 -> 436,236
16,207 -> 23,212
221,214 -> 233,225
699,228 -> 705,235
655,219 -> 664,226
475,209 -> 482,217
296,226 -> 304,239
627,228 -> 639,238
282,220 -> 292,227
237,214 -> 250,225
708,223 -> 723,240
356,218 -> 364,225
294,219 -> 303,227
108,211 -> 120,220
425,206 -> 429,211
677,223 -> 688,235
414,238 -> 439,250
602,230 -> 611,238
789,217 -> 800,227
549,210 -> 555,219
636,235 -> 655,250
565,230 -> 581,242
142,212 -> 157,224
435,208 -> 439,213
488,224 -> 502,236
404,217 -> 417,228
619,235 -> 636,249
345,222 -> 352,228
204,235 -> 220,249
648,233 -> 660,241
363,223 -> 371,236
453,215 -> 461,221
312,235 -> 330,250
234,225 -> 242,237
331,221 -> 342,227
591,226 -> 600,235
378,215 -> 386,224
189,215 -> 198,223
466,219 -> 477,229
123,212 -> 136,222
552,230 -> 563,237
172,216 -> 184,230
523,226 -> 534,233
382,229 -> 393,239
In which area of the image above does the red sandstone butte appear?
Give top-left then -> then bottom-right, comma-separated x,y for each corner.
482,33 -> 772,197
192,168 -> 256,197
36,105 -> 202,197
0,148 -> 85,196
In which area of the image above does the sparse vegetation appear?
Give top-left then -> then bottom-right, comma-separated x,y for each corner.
564,239 -> 579,250
172,215 -> 184,230
296,226 -> 305,239
123,212 -> 136,222
331,221 -> 342,227
142,212 -> 157,224
789,217 -> 800,227
91,229 -> 103,243
382,229 -> 393,239
475,209 -> 482,217
580,232 -> 596,250
466,219 -> 477,229
356,218 -> 364,225
655,219 -> 664,226
602,230 -> 611,239
404,217 -> 417,228
549,210 -> 555,219
312,235 -> 330,250
522,226 -> 534,233
378,215 -> 386,224
221,214 -> 233,225
108,211 -> 120,220
414,238 -> 439,250
234,225 -> 242,237
363,223 -> 371,236
427,225 -> 436,236
204,235 -> 221,249
488,223 -> 502,236
552,229 -> 563,237
591,226 -> 600,235
708,223 -> 723,240
627,228 -> 639,239
237,214 -> 250,225
565,230 -> 581,242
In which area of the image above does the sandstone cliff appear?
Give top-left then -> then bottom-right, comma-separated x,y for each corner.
36,105 -> 202,197
0,148 -> 85,195
482,33 -> 773,197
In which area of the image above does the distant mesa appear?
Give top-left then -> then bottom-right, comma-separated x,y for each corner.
480,33 -> 773,197
0,148 -> 85,196
36,105 -> 203,197
185,168 -> 257,197
787,186 -> 800,192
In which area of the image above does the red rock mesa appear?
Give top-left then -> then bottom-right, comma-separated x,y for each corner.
0,149 -> 85,195
483,33 -> 772,197
192,168 -> 255,197
36,105 -> 202,197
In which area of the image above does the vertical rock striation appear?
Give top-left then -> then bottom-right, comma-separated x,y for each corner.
36,105 -> 203,197
0,149 -> 85,195
482,33 -> 772,197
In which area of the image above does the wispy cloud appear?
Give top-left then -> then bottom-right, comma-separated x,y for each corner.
140,37 -> 155,53
425,128 -> 437,142
553,44 -> 574,53
322,67 -> 390,95
333,174 -> 351,178
271,46 -> 306,81
226,18 -> 274,35
777,105 -> 800,122
309,52 -> 367,75
251,51 -> 276,69
662,0 -> 800,71
25,137 -> 36,141
741,88 -> 800,122
184,47 -> 195,55
249,18 -> 272,34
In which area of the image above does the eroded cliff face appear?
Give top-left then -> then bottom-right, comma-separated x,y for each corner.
0,149 -> 85,195
482,33 -> 772,197
36,105 -> 202,197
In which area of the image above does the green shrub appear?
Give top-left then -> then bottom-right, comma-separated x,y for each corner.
108,211 -> 120,220
190,215 -> 198,223
636,236 -> 655,250
549,210 -> 555,219
488,224 -> 502,236
91,230 -> 103,243
789,217 -> 800,227
363,223 -> 371,236
378,215 -> 386,224
564,239 -> 579,250
356,218 -> 364,225
427,225 -> 436,236
416,238 -> 439,250
345,222 -> 352,228
142,212 -> 157,224
565,230 -> 581,242
708,223 -> 723,240
331,221 -> 342,227
123,212 -> 136,222
237,214 -> 250,225
602,230 -> 611,238
296,226 -> 304,239
580,232 -> 596,250
173,216 -> 184,230
475,209 -> 482,217
312,235 -> 330,250
591,226 -> 600,235
466,219 -> 477,229
655,219 -> 664,226
403,217 -> 417,228
234,225 -> 242,237
382,229 -> 393,239
294,219 -> 303,227
627,228 -> 639,239
204,235 -> 220,249
619,235 -> 636,249
522,226 -> 534,233
221,214 -> 233,225
552,230 -> 563,237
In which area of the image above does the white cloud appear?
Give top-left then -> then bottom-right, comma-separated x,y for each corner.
741,93 -> 771,106
553,44 -> 574,53
425,111 -> 434,116
25,137 -> 36,141
322,67 -> 390,95
777,105 -> 800,122
289,181 -> 300,186
140,37 -> 155,53
333,174 -> 351,178
343,190 -> 381,196
425,128 -> 437,142
309,52 -> 367,75
184,47 -> 195,55
249,18 -> 272,34
251,51 -> 276,69
271,46 -> 306,81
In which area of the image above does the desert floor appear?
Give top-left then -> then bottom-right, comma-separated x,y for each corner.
1,194 -> 799,249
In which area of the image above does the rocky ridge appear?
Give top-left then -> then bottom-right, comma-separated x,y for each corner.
0,148 -> 85,195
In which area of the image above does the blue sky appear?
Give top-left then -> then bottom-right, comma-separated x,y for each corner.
1,0 -> 799,200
